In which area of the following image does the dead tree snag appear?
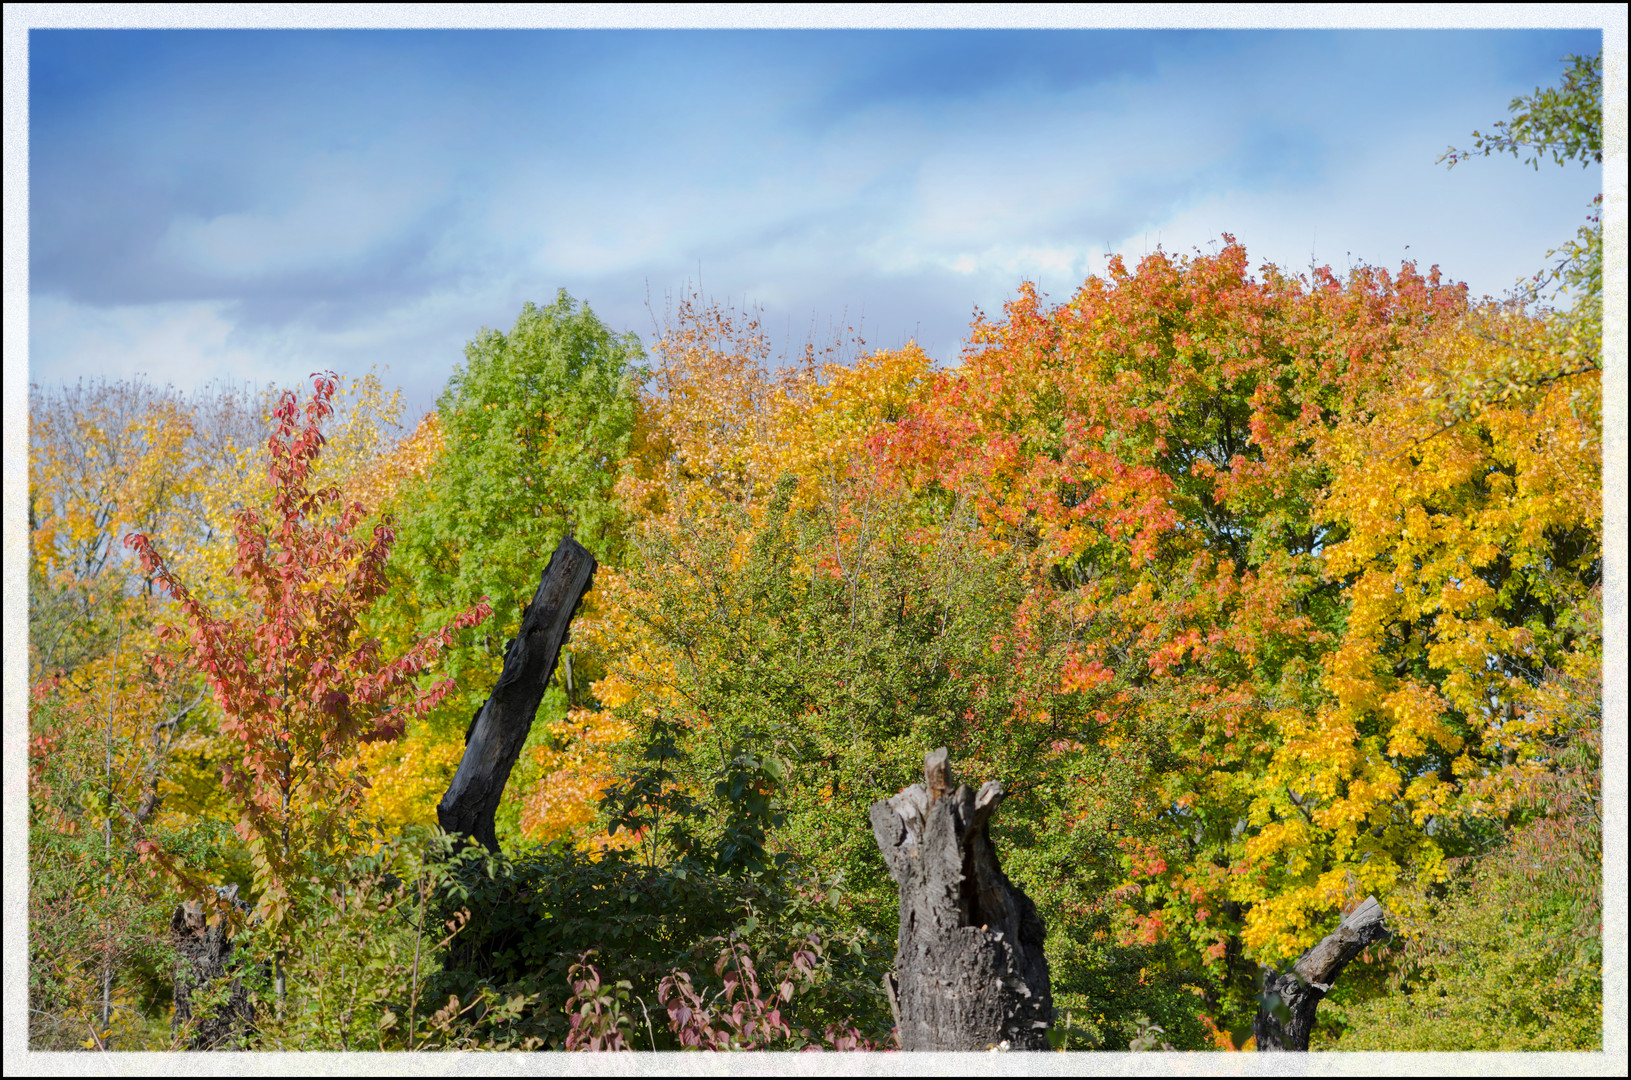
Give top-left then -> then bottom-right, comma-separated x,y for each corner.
869,748 -> 1052,1051
438,534 -> 596,851
1254,894 -> 1391,1051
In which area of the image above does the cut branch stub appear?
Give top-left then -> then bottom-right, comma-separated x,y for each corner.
1254,895 -> 1391,1052
869,747 -> 1052,1051
437,534 -> 596,851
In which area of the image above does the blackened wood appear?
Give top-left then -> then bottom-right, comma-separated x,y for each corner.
869,748 -> 1052,1051
171,885 -> 254,1050
1254,895 -> 1390,1052
437,534 -> 596,851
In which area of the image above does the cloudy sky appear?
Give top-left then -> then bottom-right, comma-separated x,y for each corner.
26,25 -> 1605,421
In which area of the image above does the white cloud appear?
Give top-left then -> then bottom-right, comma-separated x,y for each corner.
1122,120 -> 1599,299
28,295 -> 287,389
29,286 -> 507,421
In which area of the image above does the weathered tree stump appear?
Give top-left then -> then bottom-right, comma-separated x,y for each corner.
438,534 -> 597,851
171,885 -> 254,1050
869,748 -> 1052,1051
1253,894 -> 1391,1051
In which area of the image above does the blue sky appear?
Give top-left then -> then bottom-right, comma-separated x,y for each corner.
27,27 -> 1606,421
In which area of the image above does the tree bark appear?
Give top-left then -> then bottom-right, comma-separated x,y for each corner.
437,534 -> 597,852
869,748 -> 1052,1051
171,885 -> 254,1050
1253,894 -> 1390,1052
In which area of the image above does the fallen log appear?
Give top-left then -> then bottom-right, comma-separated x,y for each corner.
1253,894 -> 1391,1051
869,748 -> 1053,1051
437,534 -> 597,851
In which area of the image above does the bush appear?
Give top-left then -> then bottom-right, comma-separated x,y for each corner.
28,684 -> 229,1050
423,834 -> 893,1050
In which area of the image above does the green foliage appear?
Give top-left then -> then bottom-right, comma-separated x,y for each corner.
423,837 -> 891,1049
1440,51 -> 1602,171
27,685 -> 230,1050
186,828 -> 548,1050
1035,917 -> 1211,1050
600,716 -> 710,868
1326,808 -> 1601,1050
385,290 -> 645,737
606,473 -> 1210,1047
398,651 -> 897,1049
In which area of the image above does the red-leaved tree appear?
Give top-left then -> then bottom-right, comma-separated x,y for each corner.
126,372 -> 491,941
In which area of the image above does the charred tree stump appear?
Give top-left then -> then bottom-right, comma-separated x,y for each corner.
869,748 -> 1052,1051
438,534 -> 596,851
1253,895 -> 1391,1051
171,885 -> 254,1050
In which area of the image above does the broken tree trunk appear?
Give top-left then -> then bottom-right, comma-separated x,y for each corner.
1253,895 -> 1391,1052
437,534 -> 597,852
869,748 -> 1052,1051
171,885 -> 255,1050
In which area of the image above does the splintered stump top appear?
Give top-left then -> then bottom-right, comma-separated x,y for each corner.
869,748 -> 1053,1051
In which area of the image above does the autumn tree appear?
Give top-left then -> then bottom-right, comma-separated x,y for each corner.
1298,47 -> 1609,1052
849,218 -> 1602,1046
124,372 -> 490,1002
583,293 -> 1206,1047
28,373 -> 408,833
28,379 -> 260,1047
864,232 -> 1576,1048
28,378 -> 224,682
168,371 -> 408,828
1330,610 -> 1603,1051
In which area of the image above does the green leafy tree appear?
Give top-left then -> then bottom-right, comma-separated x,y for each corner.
1440,51 -> 1602,172
383,292 -> 645,733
